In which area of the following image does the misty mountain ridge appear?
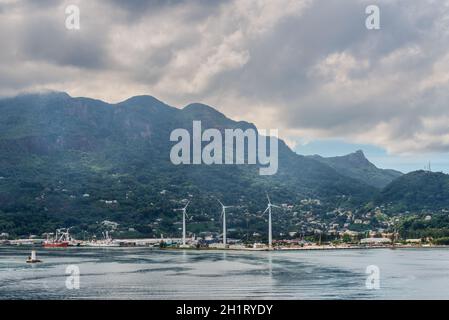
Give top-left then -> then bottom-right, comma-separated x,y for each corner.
0,91 -> 398,179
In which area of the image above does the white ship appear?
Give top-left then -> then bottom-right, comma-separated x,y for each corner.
82,231 -> 119,247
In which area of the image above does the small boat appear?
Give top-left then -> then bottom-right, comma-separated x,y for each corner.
26,250 -> 42,263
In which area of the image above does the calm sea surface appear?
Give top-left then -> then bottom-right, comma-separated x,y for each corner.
0,247 -> 449,299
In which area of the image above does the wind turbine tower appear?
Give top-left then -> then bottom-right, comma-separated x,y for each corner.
263,194 -> 281,250
175,201 -> 190,246
217,199 -> 233,245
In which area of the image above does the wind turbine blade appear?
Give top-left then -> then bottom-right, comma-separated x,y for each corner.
263,207 -> 269,214
184,201 -> 190,210
272,204 -> 282,209
266,193 -> 271,204
216,198 -> 224,207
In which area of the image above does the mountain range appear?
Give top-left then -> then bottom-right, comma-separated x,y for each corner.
0,91 -> 446,236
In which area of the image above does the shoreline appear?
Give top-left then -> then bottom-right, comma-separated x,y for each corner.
1,244 -> 449,252
161,244 -> 449,252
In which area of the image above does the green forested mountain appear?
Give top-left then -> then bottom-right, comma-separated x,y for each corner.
309,150 -> 402,189
0,92 -> 376,236
376,170 -> 449,211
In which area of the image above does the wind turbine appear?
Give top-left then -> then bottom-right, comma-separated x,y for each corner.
217,199 -> 233,245
263,193 -> 281,249
174,201 -> 190,246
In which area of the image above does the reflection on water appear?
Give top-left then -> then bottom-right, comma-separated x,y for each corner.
1,247 -> 449,299
268,252 -> 273,278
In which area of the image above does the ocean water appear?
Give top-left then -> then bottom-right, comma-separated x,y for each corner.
0,247 -> 449,300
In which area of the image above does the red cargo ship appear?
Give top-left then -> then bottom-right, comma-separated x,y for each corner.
42,228 -> 72,248
43,241 -> 69,248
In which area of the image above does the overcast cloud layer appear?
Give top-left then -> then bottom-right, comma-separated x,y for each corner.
1,0 -> 449,157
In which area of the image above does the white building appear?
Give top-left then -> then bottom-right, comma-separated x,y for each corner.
360,238 -> 392,245
406,239 -> 422,244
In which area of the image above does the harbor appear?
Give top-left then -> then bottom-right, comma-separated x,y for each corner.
0,235 -> 439,252
0,195 -> 439,252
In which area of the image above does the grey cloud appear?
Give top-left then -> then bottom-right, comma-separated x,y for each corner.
18,18 -> 110,69
0,1 -> 112,70
105,0 -> 224,23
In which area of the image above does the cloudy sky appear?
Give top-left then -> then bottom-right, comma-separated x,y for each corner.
1,0 -> 449,172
